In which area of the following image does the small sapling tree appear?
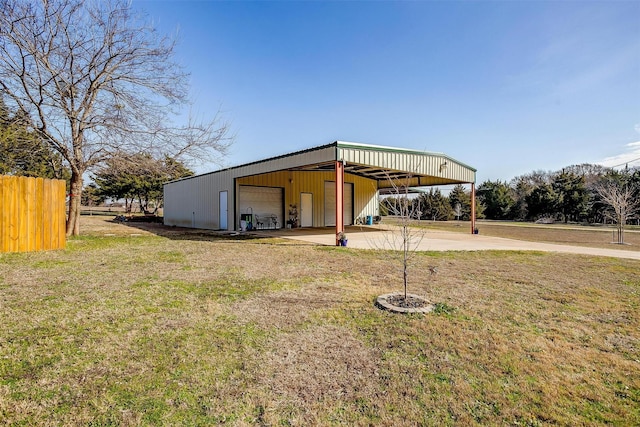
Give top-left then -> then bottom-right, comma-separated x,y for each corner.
596,182 -> 639,244
376,172 -> 428,301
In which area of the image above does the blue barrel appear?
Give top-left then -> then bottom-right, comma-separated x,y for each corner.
366,215 -> 373,225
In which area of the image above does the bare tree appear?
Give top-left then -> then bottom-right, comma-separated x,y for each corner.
376,173 -> 427,300
596,183 -> 639,244
0,0 -> 231,235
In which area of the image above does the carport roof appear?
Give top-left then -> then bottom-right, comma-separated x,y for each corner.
296,141 -> 476,187
167,140 -> 476,186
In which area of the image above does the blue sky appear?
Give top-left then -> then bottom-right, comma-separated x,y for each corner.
135,0 -> 640,183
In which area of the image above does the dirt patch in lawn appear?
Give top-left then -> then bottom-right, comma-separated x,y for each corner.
229,282 -> 350,330
255,324 -> 380,410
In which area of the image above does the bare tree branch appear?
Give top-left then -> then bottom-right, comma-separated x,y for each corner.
370,171 -> 427,299
0,0 -> 231,235
595,182 -> 639,244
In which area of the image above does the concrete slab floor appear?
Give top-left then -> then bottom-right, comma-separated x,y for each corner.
256,225 -> 640,261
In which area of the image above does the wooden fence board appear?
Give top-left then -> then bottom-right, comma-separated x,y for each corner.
43,179 -> 53,251
18,177 -> 27,251
9,177 -> 19,252
58,180 -> 65,247
0,175 -> 66,253
35,178 -> 44,251
54,179 -> 65,249
26,177 -> 36,252
0,176 -> 6,253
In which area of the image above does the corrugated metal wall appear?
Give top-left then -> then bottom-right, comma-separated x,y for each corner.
163,170 -> 235,230
237,170 -> 378,227
164,143 -> 476,230
164,146 -> 337,231
165,169 -> 378,230
338,146 -> 476,185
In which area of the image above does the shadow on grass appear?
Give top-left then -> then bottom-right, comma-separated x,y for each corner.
104,218 -> 322,247
109,217 -> 380,246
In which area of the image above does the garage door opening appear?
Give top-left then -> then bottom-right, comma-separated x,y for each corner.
324,181 -> 353,226
239,185 -> 284,229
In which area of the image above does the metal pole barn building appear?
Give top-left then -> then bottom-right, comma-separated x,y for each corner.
163,141 -> 477,244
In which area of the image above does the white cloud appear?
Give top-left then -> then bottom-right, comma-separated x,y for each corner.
600,141 -> 640,168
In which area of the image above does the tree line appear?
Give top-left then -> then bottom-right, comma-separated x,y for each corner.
381,184 -> 476,222
477,165 -> 640,225
381,163 -> 640,227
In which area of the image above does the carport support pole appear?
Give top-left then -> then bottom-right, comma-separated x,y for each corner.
335,160 -> 344,246
470,182 -> 476,234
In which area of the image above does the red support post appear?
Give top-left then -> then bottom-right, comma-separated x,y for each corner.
335,160 -> 344,245
470,182 -> 476,234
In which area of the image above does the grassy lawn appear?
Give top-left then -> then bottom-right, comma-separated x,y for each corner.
0,218 -> 638,425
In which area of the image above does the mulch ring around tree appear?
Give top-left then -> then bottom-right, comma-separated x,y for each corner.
376,292 -> 434,314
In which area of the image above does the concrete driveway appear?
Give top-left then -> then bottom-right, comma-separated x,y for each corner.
262,225 -> 640,261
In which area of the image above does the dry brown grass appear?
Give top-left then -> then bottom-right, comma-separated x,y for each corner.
423,220 -> 640,251
0,217 -> 638,425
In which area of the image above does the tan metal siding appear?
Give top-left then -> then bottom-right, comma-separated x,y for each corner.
229,146 -> 335,178
238,170 -> 377,227
338,147 -> 475,184
324,181 -> 353,226
164,143 -> 474,231
164,170 -> 235,230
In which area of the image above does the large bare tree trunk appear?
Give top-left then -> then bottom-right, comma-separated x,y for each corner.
0,0 -> 231,235
66,172 -> 83,236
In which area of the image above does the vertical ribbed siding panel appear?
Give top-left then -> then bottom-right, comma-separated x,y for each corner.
164,179 -> 191,228
164,171 -> 234,230
230,146 -> 334,178
338,146 -> 475,183
165,144 -> 475,231
237,170 -> 378,227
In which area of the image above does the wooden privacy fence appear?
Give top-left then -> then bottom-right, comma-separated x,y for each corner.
0,175 -> 66,253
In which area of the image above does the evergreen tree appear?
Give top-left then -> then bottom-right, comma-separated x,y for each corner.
552,170 -> 589,223
418,188 -> 453,221
525,183 -> 559,220
448,184 -> 472,220
509,176 -> 533,220
81,183 -> 106,207
0,97 -> 69,180
476,180 -> 515,220
93,154 -> 193,214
